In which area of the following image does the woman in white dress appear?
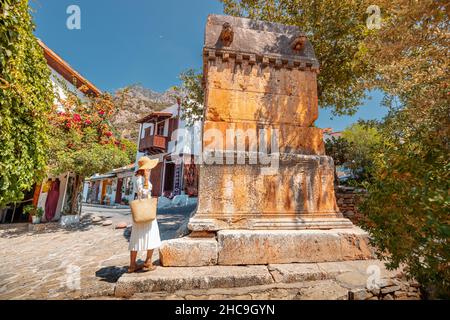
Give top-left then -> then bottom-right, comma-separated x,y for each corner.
128,157 -> 162,273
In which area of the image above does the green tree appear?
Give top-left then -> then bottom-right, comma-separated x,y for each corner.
324,136 -> 352,185
222,0 -> 450,297
325,136 -> 352,168
48,86 -> 131,214
341,122 -> 381,182
359,1 -> 449,297
221,0 -> 374,115
325,123 -> 381,184
172,69 -> 204,126
0,0 -> 54,207
360,104 -> 449,297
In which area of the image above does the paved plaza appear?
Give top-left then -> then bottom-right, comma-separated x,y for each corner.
0,204 -> 193,299
0,204 -> 420,300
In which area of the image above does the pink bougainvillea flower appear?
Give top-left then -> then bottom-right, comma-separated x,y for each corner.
73,114 -> 81,122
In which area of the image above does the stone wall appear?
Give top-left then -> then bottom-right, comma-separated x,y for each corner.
336,186 -> 367,223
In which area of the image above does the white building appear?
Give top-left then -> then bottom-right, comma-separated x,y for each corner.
135,103 -> 202,197
32,40 -> 101,224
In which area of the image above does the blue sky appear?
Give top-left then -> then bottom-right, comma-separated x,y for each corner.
31,0 -> 387,131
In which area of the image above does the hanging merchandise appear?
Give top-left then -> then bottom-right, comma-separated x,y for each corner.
45,179 -> 60,221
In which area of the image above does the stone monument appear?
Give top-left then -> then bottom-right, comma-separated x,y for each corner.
159,14 -> 373,266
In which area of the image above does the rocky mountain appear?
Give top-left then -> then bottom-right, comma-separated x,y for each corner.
111,85 -> 177,142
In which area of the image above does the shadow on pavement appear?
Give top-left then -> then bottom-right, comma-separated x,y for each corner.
95,266 -> 128,283
0,219 -> 94,239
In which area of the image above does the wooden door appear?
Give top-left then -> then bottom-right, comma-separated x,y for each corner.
115,178 -> 123,204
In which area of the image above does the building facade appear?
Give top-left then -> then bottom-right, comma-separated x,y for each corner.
135,104 -> 201,198
32,41 -> 101,223
83,164 -> 135,206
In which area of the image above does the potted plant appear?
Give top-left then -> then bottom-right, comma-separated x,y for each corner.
34,207 -> 44,224
23,205 -> 43,224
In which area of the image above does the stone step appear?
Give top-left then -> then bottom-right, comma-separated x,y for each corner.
159,227 -> 374,267
114,260 -> 402,298
115,265 -> 273,298
129,279 -> 351,300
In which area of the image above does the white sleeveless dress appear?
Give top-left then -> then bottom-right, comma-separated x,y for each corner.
128,176 -> 162,251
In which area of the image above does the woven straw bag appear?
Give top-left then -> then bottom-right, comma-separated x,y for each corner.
130,194 -> 157,223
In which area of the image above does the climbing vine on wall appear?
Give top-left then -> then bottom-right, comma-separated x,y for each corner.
0,0 -> 54,207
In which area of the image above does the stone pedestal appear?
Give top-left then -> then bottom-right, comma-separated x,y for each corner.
159,14 -> 370,267
160,228 -> 374,267
189,154 -> 353,232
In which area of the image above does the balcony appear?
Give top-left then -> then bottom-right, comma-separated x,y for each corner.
139,135 -> 168,154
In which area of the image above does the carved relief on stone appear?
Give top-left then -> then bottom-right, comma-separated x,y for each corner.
219,22 -> 234,47
291,34 -> 308,52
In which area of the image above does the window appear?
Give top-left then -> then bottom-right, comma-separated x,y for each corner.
144,127 -> 151,137
157,122 -> 165,136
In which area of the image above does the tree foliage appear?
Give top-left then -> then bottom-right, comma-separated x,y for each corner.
341,122 -> 381,182
172,69 -> 204,126
221,0 -> 374,115
325,123 -> 381,184
325,136 -> 352,168
360,102 -> 449,297
0,0 -> 54,207
221,0 -> 450,295
358,1 -> 450,297
48,84 -> 132,213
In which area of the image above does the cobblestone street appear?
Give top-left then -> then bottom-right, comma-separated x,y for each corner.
0,203 -> 422,301
0,204 -> 194,300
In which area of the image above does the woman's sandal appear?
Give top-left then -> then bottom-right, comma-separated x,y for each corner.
143,263 -> 157,271
127,264 -> 144,273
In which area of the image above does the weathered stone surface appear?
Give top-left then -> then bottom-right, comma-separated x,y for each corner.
115,222 -> 128,229
117,259 -> 416,300
381,285 -> 401,295
204,15 -> 319,67
383,294 -> 394,300
159,237 -> 218,267
316,261 -> 355,276
216,228 -> 374,265
206,63 -> 318,98
348,289 -> 371,300
186,14 -> 350,235
335,272 -> 369,289
102,220 -> 113,226
190,155 -> 347,232
92,216 -> 102,223
205,87 -> 318,126
203,121 -> 325,155
115,265 -> 274,298
28,223 -> 49,232
268,263 -> 327,283
394,291 -> 408,299
296,280 -> 349,300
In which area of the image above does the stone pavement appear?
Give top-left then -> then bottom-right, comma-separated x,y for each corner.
0,204 -> 193,300
0,204 -> 421,300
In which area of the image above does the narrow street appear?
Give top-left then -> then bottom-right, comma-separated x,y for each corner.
0,204 -> 195,300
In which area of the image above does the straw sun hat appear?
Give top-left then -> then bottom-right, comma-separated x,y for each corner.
137,156 -> 159,171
